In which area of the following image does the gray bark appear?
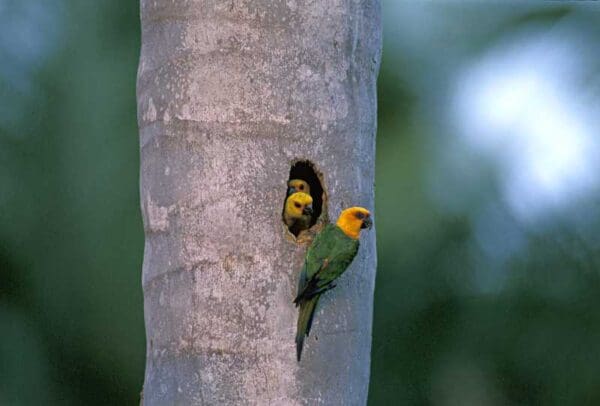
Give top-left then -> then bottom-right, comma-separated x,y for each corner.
137,1 -> 381,405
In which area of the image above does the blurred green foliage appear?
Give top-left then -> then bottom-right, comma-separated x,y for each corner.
1,1 -> 600,405
1,1 -> 143,404
370,3 -> 600,406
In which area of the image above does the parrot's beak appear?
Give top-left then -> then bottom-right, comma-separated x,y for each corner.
303,205 -> 313,216
361,217 -> 373,229
287,187 -> 295,196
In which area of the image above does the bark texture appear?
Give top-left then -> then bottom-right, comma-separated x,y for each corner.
138,1 -> 381,404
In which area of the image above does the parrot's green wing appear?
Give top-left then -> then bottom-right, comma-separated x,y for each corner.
294,223 -> 360,360
295,224 -> 359,303
296,224 -> 335,295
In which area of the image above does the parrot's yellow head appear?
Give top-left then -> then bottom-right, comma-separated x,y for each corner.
336,207 -> 372,239
285,192 -> 314,219
287,179 -> 310,196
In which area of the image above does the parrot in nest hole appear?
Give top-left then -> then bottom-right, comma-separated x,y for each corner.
294,206 -> 372,361
284,192 -> 313,236
287,179 -> 310,196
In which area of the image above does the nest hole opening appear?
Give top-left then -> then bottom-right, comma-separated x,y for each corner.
284,160 -> 327,237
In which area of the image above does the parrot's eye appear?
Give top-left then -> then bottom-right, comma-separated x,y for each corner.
294,202 -> 301,209
299,185 -> 304,190
355,212 -> 366,220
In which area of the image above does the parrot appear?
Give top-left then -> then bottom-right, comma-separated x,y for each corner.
294,206 -> 372,361
287,179 -> 310,196
283,192 -> 314,235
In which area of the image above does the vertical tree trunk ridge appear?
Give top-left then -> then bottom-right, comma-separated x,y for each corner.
137,1 -> 381,405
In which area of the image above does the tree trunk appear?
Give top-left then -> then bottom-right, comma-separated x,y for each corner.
137,1 -> 380,404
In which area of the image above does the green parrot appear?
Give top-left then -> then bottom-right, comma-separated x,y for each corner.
294,206 -> 372,361
287,179 -> 310,196
283,192 -> 313,236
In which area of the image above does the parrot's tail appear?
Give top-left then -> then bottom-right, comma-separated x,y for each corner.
296,295 -> 320,361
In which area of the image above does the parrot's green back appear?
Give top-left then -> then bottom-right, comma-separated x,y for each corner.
294,224 -> 359,361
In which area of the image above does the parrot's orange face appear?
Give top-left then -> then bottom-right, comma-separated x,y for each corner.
336,207 -> 372,239
287,179 -> 310,196
285,192 -> 314,219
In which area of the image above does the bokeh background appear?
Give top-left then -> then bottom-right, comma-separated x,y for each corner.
2,1 -> 600,404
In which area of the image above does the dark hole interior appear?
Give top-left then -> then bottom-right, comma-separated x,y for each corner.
285,160 -> 325,235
